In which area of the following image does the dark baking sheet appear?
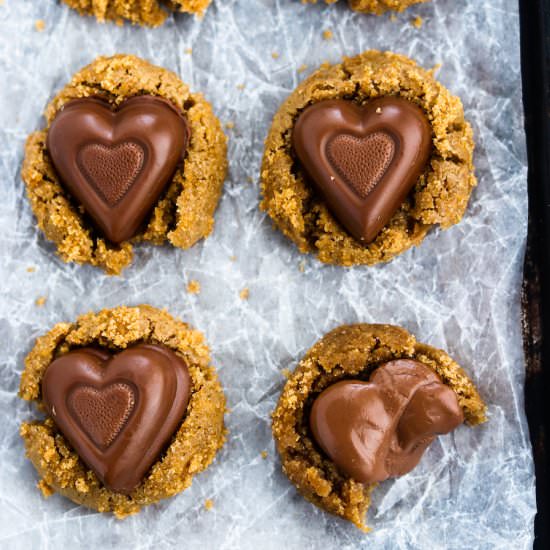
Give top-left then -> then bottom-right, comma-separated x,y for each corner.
520,0 -> 550,548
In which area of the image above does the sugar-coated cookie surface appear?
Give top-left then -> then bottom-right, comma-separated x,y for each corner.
22,55 -> 227,275
19,305 -> 227,518
272,324 -> 486,531
260,50 -> 476,266
62,0 -> 212,26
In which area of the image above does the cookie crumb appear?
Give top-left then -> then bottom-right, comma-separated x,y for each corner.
411,16 -> 423,28
204,499 -> 214,511
298,64 -> 308,74
35,296 -> 47,307
271,52 -> 280,60
246,176 -> 254,184
282,368 -> 291,379
229,255 -> 237,262
261,450 -> 268,459
298,260 -> 306,273
187,280 -> 201,295
239,288 -> 250,300
224,121 -> 235,130
75,478 -> 90,493
26,266 -> 36,273
37,479 -> 54,497
35,20 -> 45,32
389,14 -> 397,22
322,30 -> 333,41
184,48 -> 193,54
237,84 -> 245,91
376,107 -> 383,114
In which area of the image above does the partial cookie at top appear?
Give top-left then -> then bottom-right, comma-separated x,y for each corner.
260,50 -> 476,266
301,0 -> 427,14
22,55 -> 227,275
62,0 -> 212,26
271,324 -> 486,531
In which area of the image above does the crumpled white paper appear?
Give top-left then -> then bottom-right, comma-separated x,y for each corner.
0,0 -> 535,548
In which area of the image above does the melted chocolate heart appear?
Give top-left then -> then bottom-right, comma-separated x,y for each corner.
309,359 -> 464,484
293,97 -> 432,243
46,96 -> 189,244
42,344 -> 191,494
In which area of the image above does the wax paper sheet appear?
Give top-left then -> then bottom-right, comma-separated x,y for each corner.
0,0 -> 536,548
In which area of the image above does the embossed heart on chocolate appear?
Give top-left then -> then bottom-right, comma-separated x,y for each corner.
42,344 -> 191,494
309,360 -> 463,484
68,382 -> 136,449
293,97 -> 432,243
78,142 -> 145,206
46,96 -> 189,244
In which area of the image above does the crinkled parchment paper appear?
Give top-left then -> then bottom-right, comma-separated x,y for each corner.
0,0 -> 535,548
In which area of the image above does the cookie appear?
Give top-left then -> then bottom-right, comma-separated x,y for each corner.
272,324 -> 486,531
302,0 -> 427,14
62,0 -> 211,26
19,305 -> 226,517
22,55 -> 227,275
260,50 -> 476,266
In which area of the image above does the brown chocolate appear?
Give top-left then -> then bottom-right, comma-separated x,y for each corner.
292,98 -> 432,243
309,359 -> 464,484
46,96 -> 189,244
41,344 -> 191,494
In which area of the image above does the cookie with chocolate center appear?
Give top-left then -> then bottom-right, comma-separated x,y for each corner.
260,50 -> 476,266
271,324 -> 486,531
22,55 -> 227,275
19,305 -> 226,517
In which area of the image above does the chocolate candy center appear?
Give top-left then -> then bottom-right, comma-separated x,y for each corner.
309,359 -> 464,484
42,344 -> 191,494
293,97 -> 432,243
46,95 -> 189,244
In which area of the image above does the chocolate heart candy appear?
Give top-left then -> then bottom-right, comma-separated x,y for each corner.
309,359 -> 463,484
46,96 -> 189,244
42,344 -> 191,494
293,97 -> 432,243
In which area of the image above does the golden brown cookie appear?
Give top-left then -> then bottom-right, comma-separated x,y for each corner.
62,0 -> 211,26
260,50 -> 476,266
272,324 -> 486,531
19,305 -> 227,518
302,0 -> 427,14
22,55 -> 227,275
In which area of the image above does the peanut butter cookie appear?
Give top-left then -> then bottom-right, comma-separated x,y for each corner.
260,50 -> 476,266
62,0 -> 211,26
272,324 -> 486,531
19,305 -> 226,517
22,55 -> 227,275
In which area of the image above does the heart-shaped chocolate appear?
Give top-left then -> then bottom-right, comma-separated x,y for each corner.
309,359 -> 463,483
46,96 -> 189,244
293,97 -> 432,243
42,344 -> 191,494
